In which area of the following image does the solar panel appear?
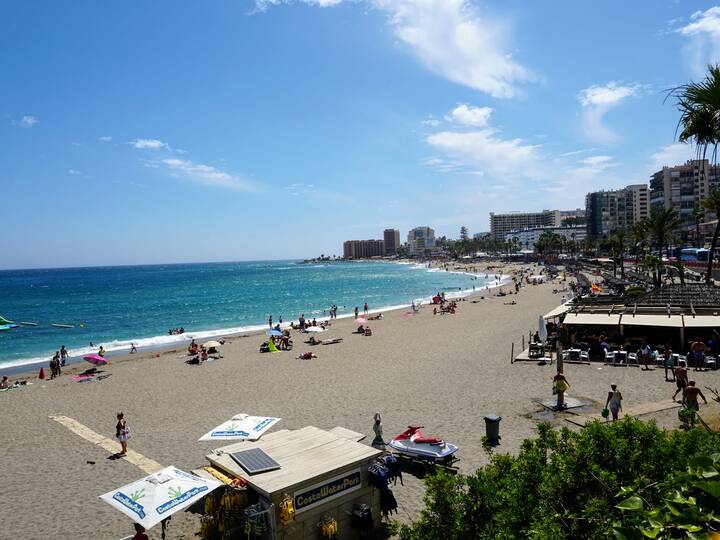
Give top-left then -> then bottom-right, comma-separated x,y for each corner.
229,448 -> 281,475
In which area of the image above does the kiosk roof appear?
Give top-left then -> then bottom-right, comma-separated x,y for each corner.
206,426 -> 381,496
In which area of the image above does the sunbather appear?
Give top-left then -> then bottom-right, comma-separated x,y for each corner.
298,351 -> 317,360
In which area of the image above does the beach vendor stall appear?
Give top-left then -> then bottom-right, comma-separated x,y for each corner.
196,426 -> 390,539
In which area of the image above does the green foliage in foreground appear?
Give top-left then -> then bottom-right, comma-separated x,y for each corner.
395,419 -> 720,540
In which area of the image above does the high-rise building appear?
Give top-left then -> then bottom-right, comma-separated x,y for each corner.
585,184 -> 649,238
342,239 -> 385,259
489,210 -> 560,240
407,227 -> 435,255
650,159 -> 720,230
504,225 -> 586,251
383,229 -> 400,255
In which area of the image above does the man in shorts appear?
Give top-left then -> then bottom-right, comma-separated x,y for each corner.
682,381 -> 708,411
672,360 -> 688,402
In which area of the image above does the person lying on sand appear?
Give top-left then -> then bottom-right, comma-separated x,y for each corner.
503,300 -> 517,305
306,336 -> 321,345
322,338 -> 343,345
298,352 -> 317,360
367,313 -> 383,320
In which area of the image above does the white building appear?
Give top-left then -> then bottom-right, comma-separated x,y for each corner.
407,226 -> 435,255
490,210 -> 561,240
504,226 -> 586,251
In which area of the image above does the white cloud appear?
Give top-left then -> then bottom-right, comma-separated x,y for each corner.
373,0 -> 532,98
156,158 -> 257,191
99,136 -> 112,142
67,169 -> 81,175
649,142 -> 697,171
676,7 -> 720,75
421,117 -> 440,127
130,138 -> 169,150
19,115 -> 38,128
578,82 -> 638,144
255,0 -> 342,10
257,0 -> 532,98
579,155 -> 615,168
445,104 -> 492,127
427,130 -> 541,178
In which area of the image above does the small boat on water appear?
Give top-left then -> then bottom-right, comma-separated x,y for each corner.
20,322 -> 38,326
51,323 -> 75,329
0,324 -> 11,331
0,315 -> 14,325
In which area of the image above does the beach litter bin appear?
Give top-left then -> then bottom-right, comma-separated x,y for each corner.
484,414 -> 501,445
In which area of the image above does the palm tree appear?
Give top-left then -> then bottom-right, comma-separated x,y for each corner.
670,65 -> 720,162
631,220 -> 649,264
692,205 -> 705,248
610,229 -> 627,279
647,207 -> 680,259
643,255 -> 664,288
702,190 -> 720,283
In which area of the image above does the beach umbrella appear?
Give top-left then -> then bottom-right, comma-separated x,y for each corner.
100,466 -> 221,530
305,326 -> 324,333
198,413 -> 281,441
202,340 -> 222,349
538,315 -> 548,344
84,354 -> 108,366
266,329 -> 283,337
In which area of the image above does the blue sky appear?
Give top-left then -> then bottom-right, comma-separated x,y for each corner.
2,0 -> 720,268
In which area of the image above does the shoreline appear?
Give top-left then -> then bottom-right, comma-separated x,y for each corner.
1,261 -> 512,379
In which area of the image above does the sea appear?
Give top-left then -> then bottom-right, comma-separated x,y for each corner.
0,260 -> 501,372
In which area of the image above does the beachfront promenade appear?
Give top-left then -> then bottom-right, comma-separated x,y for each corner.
3,264 -> 720,538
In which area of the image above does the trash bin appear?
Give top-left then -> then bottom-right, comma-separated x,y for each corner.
484,414 -> 501,445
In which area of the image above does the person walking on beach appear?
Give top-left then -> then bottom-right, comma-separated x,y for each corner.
672,360 -> 689,401
115,412 -> 130,456
268,315 -> 273,328
60,345 -> 68,367
49,352 -> 59,379
663,346 -> 675,381
364,303 -> 369,315
682,381 -> 708,411
354,307 -> 359,319
605,384 -> 623,421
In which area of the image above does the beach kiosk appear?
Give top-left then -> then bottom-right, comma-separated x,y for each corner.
198,426 -> 385,539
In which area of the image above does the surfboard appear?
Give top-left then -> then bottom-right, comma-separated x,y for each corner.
20,322 -> 38,326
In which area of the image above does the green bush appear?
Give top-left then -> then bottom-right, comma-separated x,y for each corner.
396,419 -> 720,539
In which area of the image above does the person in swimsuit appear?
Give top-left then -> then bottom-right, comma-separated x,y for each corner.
605,384 -> 623,421
672,360 -> 689,401
60,345 -> 68,366
115,412 -> 130,456
682,381 -> 707,411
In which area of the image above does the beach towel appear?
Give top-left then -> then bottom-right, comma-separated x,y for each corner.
268,339 -> 280,353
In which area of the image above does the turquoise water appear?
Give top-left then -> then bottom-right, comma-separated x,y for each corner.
0,260 -> 495,370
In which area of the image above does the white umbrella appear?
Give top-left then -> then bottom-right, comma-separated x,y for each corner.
538,315 -> 548,343
203,340 -> 222,349
198,413 -> 281,441
99,466 -> 221,530
305,326 -> 324,333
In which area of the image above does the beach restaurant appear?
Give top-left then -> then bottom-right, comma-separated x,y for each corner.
195,425 -> 387,539
548,284 -> 720,360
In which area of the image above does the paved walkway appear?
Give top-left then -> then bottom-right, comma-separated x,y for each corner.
565,399 -> 681,427
50,415 -> 163,474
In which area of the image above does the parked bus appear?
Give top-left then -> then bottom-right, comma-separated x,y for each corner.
680,248 -> 711,262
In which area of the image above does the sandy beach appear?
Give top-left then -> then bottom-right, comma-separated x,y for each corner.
3,262 -> 720,539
